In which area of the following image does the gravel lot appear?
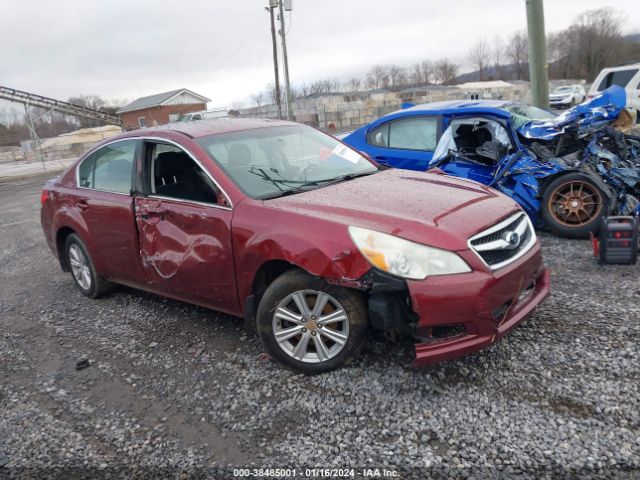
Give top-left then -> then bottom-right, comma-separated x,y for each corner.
1,174 -> 639,479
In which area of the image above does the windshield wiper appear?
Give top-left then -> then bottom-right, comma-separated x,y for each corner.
296,170 -> 379,188
250,167 -> 317,199
254,168 -> 378,199
249,167 -> 284,191
249,166 -> 316,190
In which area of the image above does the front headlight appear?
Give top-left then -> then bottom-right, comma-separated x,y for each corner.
348,226 -> 471,280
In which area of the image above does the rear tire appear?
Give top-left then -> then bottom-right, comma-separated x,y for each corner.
541,173 -> 606,238
256,270 -> 367,374
65,234 -> 112,298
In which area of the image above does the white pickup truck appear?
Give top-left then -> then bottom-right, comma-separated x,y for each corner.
588,63 -> 640,120
180,108 -> 228,122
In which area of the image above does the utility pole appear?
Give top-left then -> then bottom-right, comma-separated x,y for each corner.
266,3 -> 282,119
526,0 -> 549,109
278,0 -> 293,120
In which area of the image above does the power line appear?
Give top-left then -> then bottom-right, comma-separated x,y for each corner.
207,16 -> 264,77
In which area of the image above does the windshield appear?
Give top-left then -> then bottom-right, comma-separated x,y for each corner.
196,124 -> 378,199
553,87 -> 572,94
504,104 -> 556,129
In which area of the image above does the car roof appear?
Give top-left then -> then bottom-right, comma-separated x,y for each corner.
374,99 -> 517,122
600,63 -> 640,71
133,117 -> 298,139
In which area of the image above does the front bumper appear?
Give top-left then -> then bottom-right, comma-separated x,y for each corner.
409,244 -> 550,366
549,99 -> 572,108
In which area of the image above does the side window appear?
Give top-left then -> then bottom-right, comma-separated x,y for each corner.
367,117 -> 438,151
78,140 -> 136,194
149,143 -> 227,206
598,69 -> 639,91
367,124 -> 390,147
388,117 -> 438,151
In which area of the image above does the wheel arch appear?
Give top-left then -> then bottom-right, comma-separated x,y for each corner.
243,259 -> 302,334
56,226 -> 77,272
251,259 -> 300,301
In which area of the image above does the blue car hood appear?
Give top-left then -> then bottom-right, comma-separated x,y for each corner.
517,86 -> 627,141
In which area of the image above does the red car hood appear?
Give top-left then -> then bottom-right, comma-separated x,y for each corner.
263,169 -> 521,251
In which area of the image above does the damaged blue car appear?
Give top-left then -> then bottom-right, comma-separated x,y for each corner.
342,86 -> 640,237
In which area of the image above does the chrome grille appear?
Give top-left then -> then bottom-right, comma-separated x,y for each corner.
468,212 -> 536,270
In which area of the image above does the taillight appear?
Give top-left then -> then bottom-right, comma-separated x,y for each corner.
40,190 -> 49,205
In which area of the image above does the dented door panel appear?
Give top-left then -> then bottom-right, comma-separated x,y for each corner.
134,196 -> 237,313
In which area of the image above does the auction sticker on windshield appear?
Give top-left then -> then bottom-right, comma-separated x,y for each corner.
332,144 -> 361,164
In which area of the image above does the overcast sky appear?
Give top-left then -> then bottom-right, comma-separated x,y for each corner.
1,0 -> 639,110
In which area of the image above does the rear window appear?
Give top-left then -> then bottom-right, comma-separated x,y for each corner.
78,140 -> 137,194
597,69 -> 638,91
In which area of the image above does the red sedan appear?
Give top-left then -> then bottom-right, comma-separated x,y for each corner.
40,118 -> 550,373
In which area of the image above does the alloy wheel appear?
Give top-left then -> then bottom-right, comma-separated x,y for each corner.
68,244 -> 92,290
272,289 -> 350,363
548,180 -> 603,227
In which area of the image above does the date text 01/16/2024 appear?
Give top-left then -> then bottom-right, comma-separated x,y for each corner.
232,468 -> 399,478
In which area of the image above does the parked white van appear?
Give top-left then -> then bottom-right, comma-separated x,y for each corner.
588,63 -> 640,117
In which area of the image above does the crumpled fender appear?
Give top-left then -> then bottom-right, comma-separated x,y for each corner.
517,86 -> 627,140
235,229 -> 372,304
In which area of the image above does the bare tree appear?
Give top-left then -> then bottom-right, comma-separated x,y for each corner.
492,36 -> 506,80
322,78 -> 341,93
296,83 -> 312,98
366,65 -> 389,90
434,59 -> 459,85
566,8 -> 627,81
506,30 -> 529,80
410,63 -> 423,85
387,64 -> 407,89
266,82 -> 284,104
250,92 -> 264,107
66,95 -> 118,127
409,60 -> 434,85
67,95 -> 107,111
467,38 -> 491,81
0,108 -> 20,128
420,60 -> 433,85
347,77 -> 361,92
547,30 -> 572,79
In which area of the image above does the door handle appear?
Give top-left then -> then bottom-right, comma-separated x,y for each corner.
136,205 -> 165,220
76,200 -> 89,211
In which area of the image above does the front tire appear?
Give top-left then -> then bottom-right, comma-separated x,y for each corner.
65,234 -> 112,298
541,173 -> 606,238
256,270 -> 367,374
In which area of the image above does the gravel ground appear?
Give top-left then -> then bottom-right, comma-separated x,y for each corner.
1,175 -> 639,479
